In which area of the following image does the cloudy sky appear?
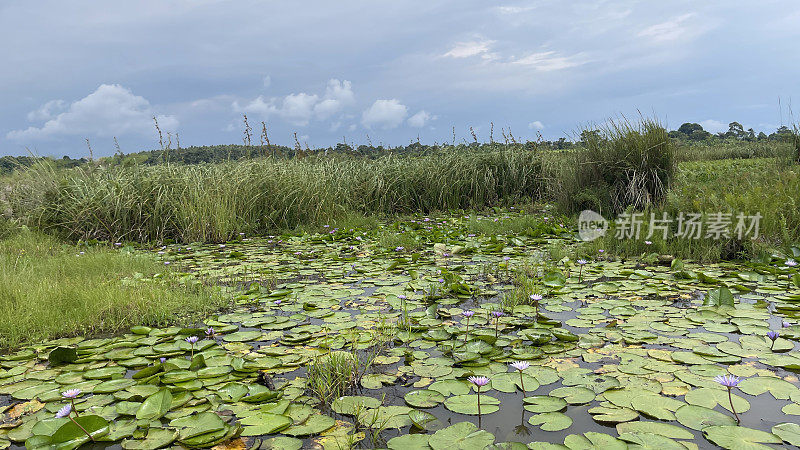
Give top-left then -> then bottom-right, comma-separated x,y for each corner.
2,0 -> 799,157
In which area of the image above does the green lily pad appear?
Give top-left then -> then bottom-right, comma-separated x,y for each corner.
703,425 -> 781,449
528,412 -> 572,431
429,421 -> 495,449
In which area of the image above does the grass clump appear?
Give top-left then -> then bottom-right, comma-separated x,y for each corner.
0,230 -> 224,349
548,117 -> 674,215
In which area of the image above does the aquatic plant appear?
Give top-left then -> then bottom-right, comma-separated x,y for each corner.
510,361 -> 530,396
767,330 -> 779,350
492,310 -> 504,338
714,374 -> 742,423
186,335 -> 199,357
529,294 -> 542,322
576,259 -> 587,282
468,376 -> 490,419
463,310 -> 474,343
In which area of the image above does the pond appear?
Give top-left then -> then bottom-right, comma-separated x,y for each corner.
1,211 -> 800,449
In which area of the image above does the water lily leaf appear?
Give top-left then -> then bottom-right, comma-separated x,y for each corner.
703,425 -> 781,449
523,395 -> 568,413
705,287 -> 734,307
259,436 -> 303,450
528,412 -> 572,431
171,411 -> 225,441
490,372 -> 538,393
408,409 -> 443,431
587,405 -> 638,423
404,389 -> 445,408
283,413 -> 335,436
51,414 -> 109,445
685,387 -> 750,413
135,389 -> 173,420
630,394 -> 685,421
738,376 -> 799,400
429,379 -> 470,396
444,394 -> 501,415
675,404 -> 737,430
429,421 -> 495,450
772,423 -> 800,446
331,396 -> 382,415
120,428 -> 179,449
616,421 -> 693,439
387,433 -> 430,449
617,432 -> 686,449
356,406 -> 412,429
48,347 -> 78,365
563,432 -> 626,449
239,413 -> 292,436
549,386 -> 595,405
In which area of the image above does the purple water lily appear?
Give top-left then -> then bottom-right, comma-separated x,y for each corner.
510,361 -> 530,395
767,330 -> 779,350
715,374 -> 742,423
468,376 -> 490,418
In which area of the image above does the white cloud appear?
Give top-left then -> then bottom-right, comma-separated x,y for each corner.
443,40 -> 496,59
408,110 -> 435,127
699,119 -> 728,133
26,99 -> 67,121
263,75 -> 271,88
512,51 -> 585,71
638,13 -> 697,43
362,99 -> 408,129
280,93 -> 319,126
495,6 -> 534,15
528,121 -> 544,130
313,79 -> 355,120
8,84 -> 177,141
234,78 -> 354,126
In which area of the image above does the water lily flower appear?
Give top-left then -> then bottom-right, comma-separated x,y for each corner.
463,311 -> 474,343
186,336 -> 199,358
492,311 -> 504,338
160,357 -> 167,363
576,259 -> 588,281
62,389 -> 81,399
274,299 -> 282,305
577,259 -> 587,265
395,246 -> 404,251
644,240 -> 652,245
503,256 -> 511,261
529,294 -> 542,321
783,321 -> 792,328
55,404 -> 72,419
714,374 -> 742,423
397,294 -> 407,300
787,259 -> 798,267
468,376 -> 490,418
767,330 -> 779,350
205,327 -> 215,337
510,361 -> 530,395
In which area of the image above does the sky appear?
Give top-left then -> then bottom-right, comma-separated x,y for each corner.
2,0 -> 799,158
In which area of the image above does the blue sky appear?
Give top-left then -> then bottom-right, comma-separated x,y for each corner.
2,0 -> 799,157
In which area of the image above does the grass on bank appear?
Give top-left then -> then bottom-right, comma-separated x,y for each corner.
0,228 -> 225,349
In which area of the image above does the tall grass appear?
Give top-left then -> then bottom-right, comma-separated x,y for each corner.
10,148 -> 543,242
0,229 -> 224,349
545,118 -> 674,215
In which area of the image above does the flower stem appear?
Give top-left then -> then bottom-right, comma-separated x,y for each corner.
464,318 -> 470,344
518,370 -> 525,396
727,387 -> 740,423
70,399 -> 79,417
476,387 -> 482,418
69,416 -> 94,441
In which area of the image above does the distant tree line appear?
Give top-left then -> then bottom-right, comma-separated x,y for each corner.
1,121 -> 797,174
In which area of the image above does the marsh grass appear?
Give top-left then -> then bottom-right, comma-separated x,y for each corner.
546,117 -> 674,215
10,148 -> 543,243
0,230 -> 224,349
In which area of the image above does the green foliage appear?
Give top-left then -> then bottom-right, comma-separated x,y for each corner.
0,230 -> 224,349
549,117 -> 674,215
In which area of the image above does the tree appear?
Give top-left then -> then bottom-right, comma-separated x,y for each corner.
726,122 -> 745,139
676,123 -> 711,141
